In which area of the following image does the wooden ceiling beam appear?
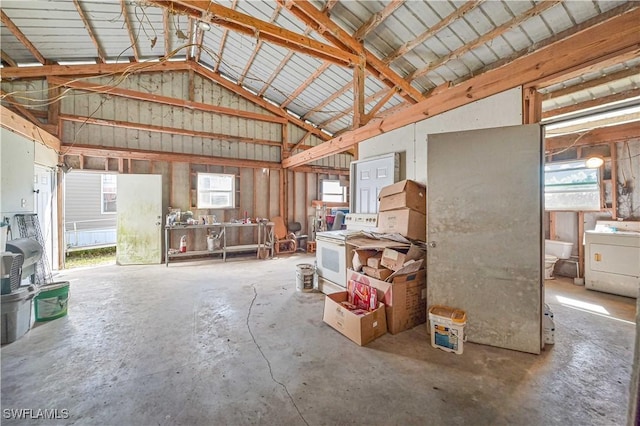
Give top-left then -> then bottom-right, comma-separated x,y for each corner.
1,105 -> 60,152
192,62 -> 330,141
543,66 -> 640,100
1,50 -> 17,67
59,114 -> 282,147
0,10 -> 47,65
121,0 -> 140,61
545,121 -> 640,151
542,88 -> 640,119
0,60 -> 191,80
353,0 -> 405,42
73,0 -> 107,63
410,0 -> 562,81
280,61 -> 331,109
282,7 -> 640,168
1,90 -> 45,127
237,5 -> 282,86
279,0 -> 424,103
384,0 -> 480,64
62,144 -> 281,170
150,0 -> 358,66
48,76 -> 286,124
257,0 -> 338,98
290,131 -> 312,151
319,88 -> 393,128
364,88 -> 399,122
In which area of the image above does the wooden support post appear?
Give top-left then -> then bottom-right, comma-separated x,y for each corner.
610,142 -> 618,219
282,123 -> 289,159
279,169 -> 285,220
578,211 -> 585,278
353,56 -> 366,129
523,86 -> 542,124
57,161 -> 65,269
118,158 -> 124,173
549,212 -> 556,240
188,68 -> 195,102
47,78 -> 61,136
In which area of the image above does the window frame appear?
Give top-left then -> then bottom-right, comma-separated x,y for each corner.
197,172 -> 236,209
101,174 -> 117,215
321,179 -> 347,203
544,160 -> 601,212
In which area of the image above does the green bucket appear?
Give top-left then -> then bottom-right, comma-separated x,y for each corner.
34,281 -> 70,321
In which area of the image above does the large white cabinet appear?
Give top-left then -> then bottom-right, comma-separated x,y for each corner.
585,230 -> 640,298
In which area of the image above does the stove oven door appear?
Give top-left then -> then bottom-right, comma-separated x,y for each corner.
315,236 -> 347,294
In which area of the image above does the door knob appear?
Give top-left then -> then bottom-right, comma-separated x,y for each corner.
428,241 -> 436,248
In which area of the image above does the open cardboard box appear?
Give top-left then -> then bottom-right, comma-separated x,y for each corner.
347,268 -> 426,335
323,291 -> 387,346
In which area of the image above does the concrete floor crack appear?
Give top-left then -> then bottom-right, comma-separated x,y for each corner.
247,284 -> 309,426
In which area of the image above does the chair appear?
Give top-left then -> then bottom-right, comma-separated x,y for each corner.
288,221 -> 308,252
270,216 -> 297,254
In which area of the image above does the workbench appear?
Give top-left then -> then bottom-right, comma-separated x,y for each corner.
164,222 -> 273,266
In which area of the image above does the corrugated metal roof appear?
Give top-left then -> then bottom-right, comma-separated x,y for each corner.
0,0 -> 637,138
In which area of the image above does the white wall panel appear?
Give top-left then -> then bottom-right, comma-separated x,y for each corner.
359,87 -> 523,183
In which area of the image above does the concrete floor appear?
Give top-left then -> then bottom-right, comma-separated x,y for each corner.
1,254 -> 636,425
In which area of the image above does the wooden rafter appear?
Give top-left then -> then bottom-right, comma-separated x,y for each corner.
543,66 -> 640,100
257,0 -> 338,98
545,121 -> 640,150
192,63 -> 330,141
319,88 -> 391,128
59,114 -> 283,147
213,0 -> 238,72
73,0 -> 107,63
542,88 -> 640,119
353,0 -> 404,42
384,1 -> 480,64
48,76 -> 287,124
410,0 -> 562,81
282,7 -> 640,168
150,0 -> 358,67
0,60 -> 191,79
290,131 -> 312,151
365,88 -> 398,122
1,105 -> 60,152
237,5 -> 282,86
303,80 -> 352,120
280,61 -> 331,109
280,0 -> 424,103
1,50 -> 17,67
163,9 -> 171,58
194,22 -> 206,62
121,0 -> 140,61
0,10 -> 47,65
1,90 -> 47,128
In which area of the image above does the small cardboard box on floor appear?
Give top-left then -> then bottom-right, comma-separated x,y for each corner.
346,268 -> 426,335
322,292 -> 387,346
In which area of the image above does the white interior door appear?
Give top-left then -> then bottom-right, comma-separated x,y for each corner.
116,174 -> 162,265
427,124 -> 543,354
351,153 -> 397,213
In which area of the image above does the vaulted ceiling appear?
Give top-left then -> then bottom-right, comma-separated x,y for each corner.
1,1 -> 639,166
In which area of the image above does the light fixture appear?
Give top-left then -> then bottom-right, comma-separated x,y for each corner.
197,21 -> 211,31
585,156 -> 604,168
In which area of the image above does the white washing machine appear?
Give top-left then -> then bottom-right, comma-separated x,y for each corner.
584,223 -> 640,298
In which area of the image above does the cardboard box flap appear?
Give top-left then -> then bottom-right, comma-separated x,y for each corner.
386,259 -> 424,281
348,235 -> 410,250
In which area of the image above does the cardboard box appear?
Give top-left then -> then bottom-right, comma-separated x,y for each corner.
380,248 -> 407,272
362,265 -> 392,280
323,291 -> 387,346
378,180 -> 426,214
377,209 -> 426,241
347,269 -> 427,335
366,253 -> 383,268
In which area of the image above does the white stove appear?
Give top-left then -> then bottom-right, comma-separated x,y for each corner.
315,229 -> 363,294
344,213 -> 378,231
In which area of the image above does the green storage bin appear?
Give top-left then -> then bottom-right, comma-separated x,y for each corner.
34,281 -> 69,321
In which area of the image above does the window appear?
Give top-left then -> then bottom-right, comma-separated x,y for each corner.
101,174 -> 117,214
544,160 -> 600,211
197,173 -> 235,209
321,179 -> 347,203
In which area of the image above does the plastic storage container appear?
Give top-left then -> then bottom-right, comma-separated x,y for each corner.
34,281 -> 70,321
429,305 -> 467,354
1,285 -> 39,344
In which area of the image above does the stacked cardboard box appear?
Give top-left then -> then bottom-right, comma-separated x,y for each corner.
377,180 -> 427,241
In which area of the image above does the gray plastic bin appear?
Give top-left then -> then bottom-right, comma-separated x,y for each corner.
1,286 -> 39,344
